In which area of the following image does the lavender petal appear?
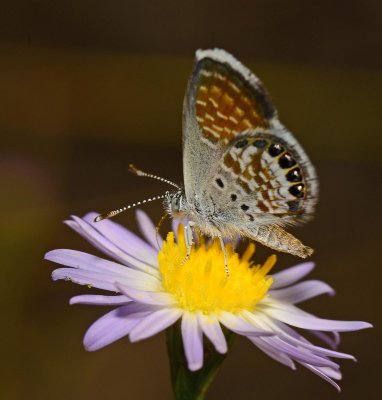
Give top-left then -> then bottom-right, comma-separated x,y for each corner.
218,312 -> 274,337
129,308 -> 182,342
136,210 -> 163,250
257,314 -> 354,360
270,280 -> 335,304
67,216 -> 159,277
266,307 -> 372,332
263,336 -> 340,368
311,330 -> 341,349
248,336 -> 296,369
83,303 -> 154,351
271,262 -> 315,289
83,212 -> 158,267
115,283 -> 175,306
316,366 -> 342,380
52,266 -> 159,293
70,294 -> 130,306
198,313 -> 227,354
300,363 -> 341,392
46,249 -> 160,290
182,312 -> 204,371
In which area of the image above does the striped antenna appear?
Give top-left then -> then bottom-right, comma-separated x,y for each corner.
129,164 -> 180,189
94,194 -> 166,222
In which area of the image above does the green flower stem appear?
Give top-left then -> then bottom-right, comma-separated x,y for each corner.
166,322 -> 235,400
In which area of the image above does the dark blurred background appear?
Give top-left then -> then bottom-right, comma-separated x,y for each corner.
1,1 -> 381,399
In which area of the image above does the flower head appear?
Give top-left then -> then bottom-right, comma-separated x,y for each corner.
45,211 -> 371,391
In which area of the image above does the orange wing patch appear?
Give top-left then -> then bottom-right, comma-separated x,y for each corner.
194,60 -> 271,145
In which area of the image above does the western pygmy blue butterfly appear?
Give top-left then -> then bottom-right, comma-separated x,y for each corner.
95,49 -> 318,273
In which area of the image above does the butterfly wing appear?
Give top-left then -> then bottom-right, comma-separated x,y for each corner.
182,49 -> 318,257
209,131 -> 317,257
214,131 -> 318,224
182,48 -> 276,201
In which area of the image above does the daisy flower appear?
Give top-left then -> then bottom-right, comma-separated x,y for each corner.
45,211 -> 371,393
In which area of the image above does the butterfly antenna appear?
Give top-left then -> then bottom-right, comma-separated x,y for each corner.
129,164 -> 180,190
94,195 -> 166,222
155,213 -> 168,249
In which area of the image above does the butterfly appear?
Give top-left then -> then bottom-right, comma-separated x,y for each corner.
96,49 -> 318,272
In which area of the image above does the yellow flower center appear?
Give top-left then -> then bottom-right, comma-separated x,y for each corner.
158,226 -> 275,314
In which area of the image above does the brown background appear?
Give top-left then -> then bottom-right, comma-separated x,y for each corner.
0,1 -> 381,399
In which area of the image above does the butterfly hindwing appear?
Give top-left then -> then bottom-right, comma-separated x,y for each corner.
211,132 -> 317,227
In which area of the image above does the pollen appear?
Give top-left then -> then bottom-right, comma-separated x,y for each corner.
158,226 -> 275,314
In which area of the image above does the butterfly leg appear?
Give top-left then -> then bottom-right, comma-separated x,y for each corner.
218,235 -> 230,278
181,222 -> 194,266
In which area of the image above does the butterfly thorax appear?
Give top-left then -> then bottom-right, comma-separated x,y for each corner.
165,189 -> 238,239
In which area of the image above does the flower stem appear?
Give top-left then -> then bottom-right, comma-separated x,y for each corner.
166,322 -> 235,400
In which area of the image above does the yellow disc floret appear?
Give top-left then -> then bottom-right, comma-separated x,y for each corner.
158,226 -> 275,314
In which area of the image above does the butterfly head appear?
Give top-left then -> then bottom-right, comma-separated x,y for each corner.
164,189 -> 188,218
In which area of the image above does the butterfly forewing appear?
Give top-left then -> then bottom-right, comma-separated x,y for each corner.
192,55 -> 274,145
183,49 -> 277,200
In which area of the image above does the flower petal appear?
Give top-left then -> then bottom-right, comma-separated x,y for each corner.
198,313 -> 227,354
52,265 -> 159,292
46,249 -> 161,290
83,212 -> 158,267
262,336 -> 340,368
83,303 -> 154,351
136,209 -> 163,250
70,294 -> 130,306
266,307 -> 372,332
270,280 -> 335,304
66,216 -> 159,277
52,267 -> 123,292
115,283 -> 175,306
218,312 -> 274,337
311,330 -> 341,349
271,262 -> 315,289
317,366 -> 342,380
248,336 -> 296,369
182,312 -> 204,371
256,315 -> 354,360
129,308 -> 182,342
300,363 -> 341,392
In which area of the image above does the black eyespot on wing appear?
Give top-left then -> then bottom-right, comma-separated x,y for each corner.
230,193 -> 237,201
235,139 -> 248,148
248,214 -> 254,221
268,143 -> 284,157
289,183 -> 305,198
279,153 -> 296,169
216,178 -> 224,188
286,167 -> 302,182
241,204 -> 249,211
253,139 -> 267,148
287,200 -> 300,211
